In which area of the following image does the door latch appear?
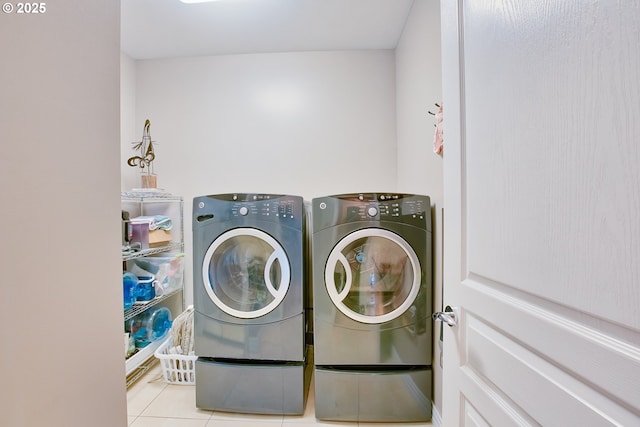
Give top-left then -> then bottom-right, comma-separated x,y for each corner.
432,305 -> 458,327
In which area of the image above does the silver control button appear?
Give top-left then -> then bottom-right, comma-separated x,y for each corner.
367,207 -> 378,217
239,206 -> 249,216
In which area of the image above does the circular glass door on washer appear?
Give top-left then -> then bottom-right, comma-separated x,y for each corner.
192,193 -> 311,415
312,193 -> 433,423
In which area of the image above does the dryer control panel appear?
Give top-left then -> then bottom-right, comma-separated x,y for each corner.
313,193 -> 431,231
194,193 -> 304,226
229,198 -> 298,220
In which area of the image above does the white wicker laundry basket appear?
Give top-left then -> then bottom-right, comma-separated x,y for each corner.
154,337 -> 197,385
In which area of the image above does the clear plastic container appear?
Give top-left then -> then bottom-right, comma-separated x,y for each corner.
127,254 -> 185,294
127,307 -> 173,348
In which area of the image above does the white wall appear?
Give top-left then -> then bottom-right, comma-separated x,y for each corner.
126,50 -> 398,305
121,53 -> 138,190
396,0 -> 444,417
0,2 -> 126,426
131,50 -> 397,199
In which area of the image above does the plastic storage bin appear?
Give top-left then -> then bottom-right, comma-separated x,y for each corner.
127,254 -> 184,294
127,307 -> 172,348
154,337 -> 197,385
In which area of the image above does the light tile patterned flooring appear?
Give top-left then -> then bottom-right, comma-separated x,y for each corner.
127,362 -> 433,427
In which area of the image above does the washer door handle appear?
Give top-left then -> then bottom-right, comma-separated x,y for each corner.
432,305 -> 458,327
332,253 -> 353,300
264,250 -> 287,298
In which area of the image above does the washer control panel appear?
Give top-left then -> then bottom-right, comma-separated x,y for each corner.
194,193 -> 303,224
230,198 -> 298,219
314,193 -> 431,230
347,194 -> 427,221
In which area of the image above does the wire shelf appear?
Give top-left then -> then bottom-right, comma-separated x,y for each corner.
122,242 -> 184,261
124,288 -> 183,322
122,190 -> 183,201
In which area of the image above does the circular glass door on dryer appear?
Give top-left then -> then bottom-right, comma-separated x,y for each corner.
325,228 -> 421,324
202,228 -> 291,319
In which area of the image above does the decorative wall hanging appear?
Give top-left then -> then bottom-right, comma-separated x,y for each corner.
127,119 -> 157,188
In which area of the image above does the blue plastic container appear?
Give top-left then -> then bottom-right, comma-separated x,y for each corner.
136,275 -> 156,302
128,306 -> 173,348
123,272 -> 138,310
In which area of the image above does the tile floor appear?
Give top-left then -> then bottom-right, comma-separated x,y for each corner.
127,363 -> 433,427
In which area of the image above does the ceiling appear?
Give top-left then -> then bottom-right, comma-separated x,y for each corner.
121,0 -> 416,60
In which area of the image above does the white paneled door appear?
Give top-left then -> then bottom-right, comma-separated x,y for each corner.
440,1 -> 640,425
